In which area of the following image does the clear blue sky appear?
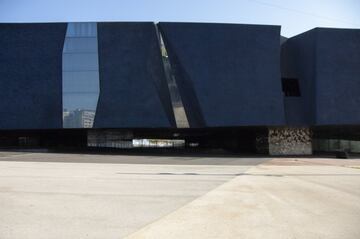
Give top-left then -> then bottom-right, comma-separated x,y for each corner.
0,0 -> 359,37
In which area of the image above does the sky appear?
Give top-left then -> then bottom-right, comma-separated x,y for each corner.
0,0 -> 359,37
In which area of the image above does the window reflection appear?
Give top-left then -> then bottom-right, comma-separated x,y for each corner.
62,22 -> 99,128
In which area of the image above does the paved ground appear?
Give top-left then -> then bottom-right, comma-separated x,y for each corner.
0,150 -> 270,165
0,151 -> 360,239
0,151 -> 258,239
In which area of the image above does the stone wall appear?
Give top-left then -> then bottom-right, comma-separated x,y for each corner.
268,127 -> 312,156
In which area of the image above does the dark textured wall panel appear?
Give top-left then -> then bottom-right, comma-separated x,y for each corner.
159,23 -> 285,127
315,28 -> 360,125
0,23 -> 66,129
94,22 -> 176,128
281,31 -> 317,125
282,28 -> 360,126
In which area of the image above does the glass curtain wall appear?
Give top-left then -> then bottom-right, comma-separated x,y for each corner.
62,22 -> 100,128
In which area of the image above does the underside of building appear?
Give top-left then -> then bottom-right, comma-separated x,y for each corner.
0,22 -> 359,155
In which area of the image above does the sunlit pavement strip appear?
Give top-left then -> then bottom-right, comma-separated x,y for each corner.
0,152 -> 34,158
126,159 -> 360,239
0,153 -> 256,239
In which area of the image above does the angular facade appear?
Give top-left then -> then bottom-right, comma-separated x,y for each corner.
0,23 -> 66,129
159,23 -> 285,127
0,22 -> 360,155
282,28 -> 360,126
94,22 -> 176,128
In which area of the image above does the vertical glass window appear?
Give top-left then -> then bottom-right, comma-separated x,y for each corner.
62,22 -> 100,128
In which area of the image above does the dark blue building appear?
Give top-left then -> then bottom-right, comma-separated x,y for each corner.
158,22 -> 285,127
94,22 -> 176,129
0,23 -> 66,129
280,27 -> 360,155
0,22 -> 359,155
282,28 -> 360,126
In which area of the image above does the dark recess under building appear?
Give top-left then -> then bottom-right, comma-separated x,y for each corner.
0,22 -> 360,155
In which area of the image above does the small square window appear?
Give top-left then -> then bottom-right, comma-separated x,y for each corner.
282,78 -> 301,97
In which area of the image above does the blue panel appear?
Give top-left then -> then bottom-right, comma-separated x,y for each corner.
315,28 -> 360,125
62,71 -> 99,93
63,38 -> 98,53
282,28 -> 360,126
62,53 -> 99,71
62,22 -> 100,129
281,30 -> 317,125
0,23 -> 66,129
94,22 -> 176,128
66,23 -> 97,37
63,93 -> 99,111
159,23 -> 285,127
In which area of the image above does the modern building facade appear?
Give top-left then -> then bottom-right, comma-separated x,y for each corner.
0,22 -> 359,155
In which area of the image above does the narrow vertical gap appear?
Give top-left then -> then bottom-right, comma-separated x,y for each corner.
93,22 -> 101,128
62,22 -> 100,129
155,25 -> 190,128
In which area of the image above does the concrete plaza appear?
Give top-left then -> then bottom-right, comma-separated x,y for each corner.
0,151 -> 359,239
